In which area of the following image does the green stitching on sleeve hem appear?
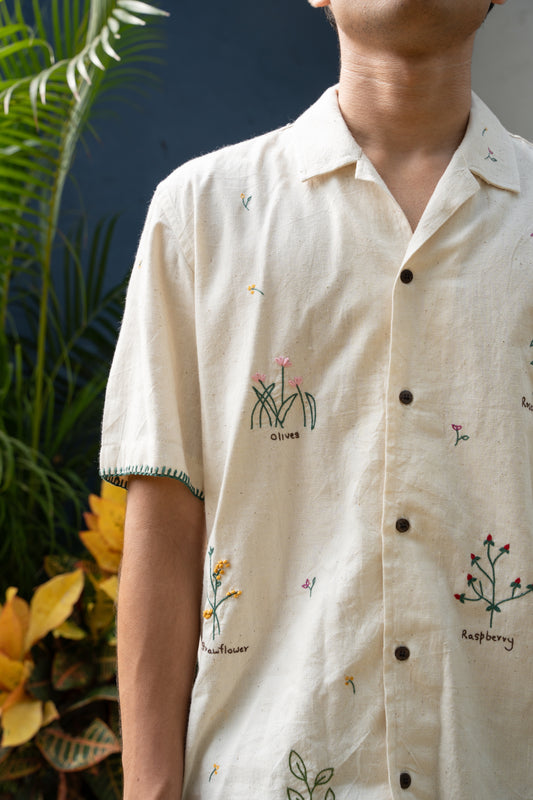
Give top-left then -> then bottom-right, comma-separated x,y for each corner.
99,466 -> 204,500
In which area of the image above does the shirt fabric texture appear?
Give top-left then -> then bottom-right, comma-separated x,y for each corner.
100,86 -> 533,799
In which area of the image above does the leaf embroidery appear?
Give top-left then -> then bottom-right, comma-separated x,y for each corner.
286,750 -> 335,800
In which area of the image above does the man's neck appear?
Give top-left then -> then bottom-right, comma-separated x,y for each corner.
336,36 -> 475,230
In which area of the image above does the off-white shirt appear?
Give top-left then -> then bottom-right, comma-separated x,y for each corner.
101,87 -> 533,799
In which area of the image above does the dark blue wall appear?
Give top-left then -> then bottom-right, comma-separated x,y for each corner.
64,2 -> 339,283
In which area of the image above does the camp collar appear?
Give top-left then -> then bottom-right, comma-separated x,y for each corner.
291,85 -> 520,194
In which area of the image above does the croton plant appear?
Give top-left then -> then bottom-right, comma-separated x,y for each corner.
0,482 -> 125,800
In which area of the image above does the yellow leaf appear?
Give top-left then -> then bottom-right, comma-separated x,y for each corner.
86,591 -> 116,638
52,621 -> 87,641
98,576 -> 118,603
88,494 -> 125,548
1,698 -> 43,747
80,531 -> 122,573
41,700 -> 59,728
0,652 -> 24,692
0,589 -> 29,661
101,480 -> 127,504
24,570 -> 84,652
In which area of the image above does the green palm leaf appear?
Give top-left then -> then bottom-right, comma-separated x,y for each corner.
0,0 -> 168,593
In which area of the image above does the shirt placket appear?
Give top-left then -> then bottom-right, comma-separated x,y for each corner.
380,165 -> 481,798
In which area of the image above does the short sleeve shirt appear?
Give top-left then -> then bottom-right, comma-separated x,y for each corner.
100,87 -> 533,799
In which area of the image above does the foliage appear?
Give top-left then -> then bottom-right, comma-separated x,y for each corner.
0,0 -> 168,594
0,481 -> 126,799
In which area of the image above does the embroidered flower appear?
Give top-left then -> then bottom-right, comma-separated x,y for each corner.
344,675 -> 356,694
209,764 -> 219,781
455,535 -> 532,627
451,423 -> 469,446
485,147 -> 497,162
247,284 -> 264,296
301,577 -> 316,597
250,356 -> 317,430
241,192 -> 252,210
204,549 -> 242,640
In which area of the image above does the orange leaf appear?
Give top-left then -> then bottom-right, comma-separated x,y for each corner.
0,652 -> 25,693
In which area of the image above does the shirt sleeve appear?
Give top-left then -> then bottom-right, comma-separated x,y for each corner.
99,183 -> 204,499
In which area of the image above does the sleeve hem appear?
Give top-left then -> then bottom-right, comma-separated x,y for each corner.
99,465 -> 204,500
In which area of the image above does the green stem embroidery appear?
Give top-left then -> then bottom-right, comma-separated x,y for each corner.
209,764 -> 219,782
455,535 -> 533,628
287,750 -> 335,800
296,385 -> 307,428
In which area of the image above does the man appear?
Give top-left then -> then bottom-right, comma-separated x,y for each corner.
101,0 -> 533,797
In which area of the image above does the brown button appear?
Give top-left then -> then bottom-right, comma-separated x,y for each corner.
396,518 -> 410,533
399,390 -> 413,405
400,772 -> 412,789
400,269 -> 413,284
395,646 -> 410,661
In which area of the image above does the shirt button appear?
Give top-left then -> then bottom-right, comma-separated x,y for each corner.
400,269 -> 413,284
395,518 -> 410,533
395,646 -> 410,661
399,772 -> 412,789
399,390 -> 413,405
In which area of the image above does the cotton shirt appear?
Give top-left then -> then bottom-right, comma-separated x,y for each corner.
100,87 -> 533,799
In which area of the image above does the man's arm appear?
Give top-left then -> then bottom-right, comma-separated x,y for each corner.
118,476 -> 205,799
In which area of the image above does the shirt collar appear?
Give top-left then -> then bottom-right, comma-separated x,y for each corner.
292,85 -> 520,194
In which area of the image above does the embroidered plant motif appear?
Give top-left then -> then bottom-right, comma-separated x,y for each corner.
482,127 -> 488,136
241,192 -> 252,210
302,577 -> 316,598
203,547 -> 242,640
530,339 -> 533,365
247,283 -> 264,295
286,750 -> 335,800
209,763 -> 219,782
451,424 -> 469,446
250,356 -> 317,430
344,675 -> 356,694
454,535 -> 533,628
484,147 -> 497,162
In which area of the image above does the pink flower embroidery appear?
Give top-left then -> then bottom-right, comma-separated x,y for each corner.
301,577 -> 316,597
288,377 -> 303,388
252,372 -> 266,383
275,356 -> 292,368
451,423 -> 469,446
